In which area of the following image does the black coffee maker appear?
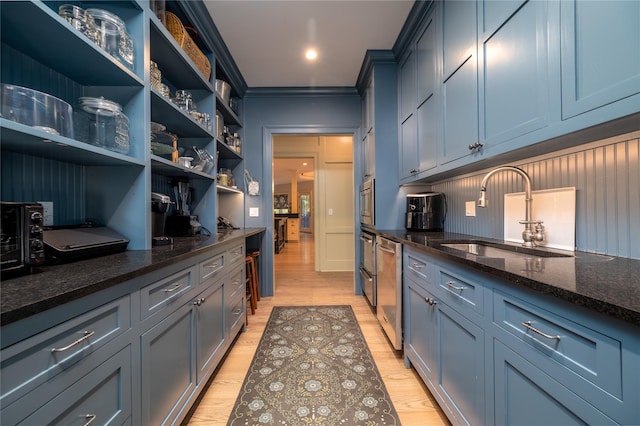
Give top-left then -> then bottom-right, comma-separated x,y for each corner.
405,192 -> 446,231
166,180 -> 202,237
151,192 -> 173,245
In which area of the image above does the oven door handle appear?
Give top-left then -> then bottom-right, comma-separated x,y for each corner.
359,267 -> 373,281
360,235 -> 374,243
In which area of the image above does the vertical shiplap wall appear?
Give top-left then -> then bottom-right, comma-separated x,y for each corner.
430,131 -> 640,259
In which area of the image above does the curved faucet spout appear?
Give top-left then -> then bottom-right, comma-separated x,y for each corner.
477,166 -> 543,246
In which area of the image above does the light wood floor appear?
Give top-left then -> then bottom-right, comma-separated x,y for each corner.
185,233 -> 449,425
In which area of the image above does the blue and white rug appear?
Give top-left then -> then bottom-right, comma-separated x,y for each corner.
228,305 -> 400,425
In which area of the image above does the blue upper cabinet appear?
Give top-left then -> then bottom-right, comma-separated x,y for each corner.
441,0 -> 480,165
479,0 -> 551,147
560,0 -> 640,119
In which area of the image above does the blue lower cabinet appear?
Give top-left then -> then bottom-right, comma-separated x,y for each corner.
195,281 -> 225,383
16,345 -> 132,425
437,299 -> 485,426
494,340 -> 618,426
404,281 -> 438,386
141,302 -> 196,426
402,246 -> 640,425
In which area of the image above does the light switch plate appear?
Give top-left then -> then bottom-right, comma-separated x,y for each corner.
249,207 -> 259,217
465,201 -> 476,217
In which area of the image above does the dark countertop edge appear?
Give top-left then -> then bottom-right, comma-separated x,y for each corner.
0,228 -> 266,326
373,229 -> 640,327
274,213 -> 300,218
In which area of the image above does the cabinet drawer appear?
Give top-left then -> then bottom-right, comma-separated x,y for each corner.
227,263 -> 245,300
404,250 -> 431,285
227,292 -> 245,337
140,267 -> 195,320
493,290 -> 624,406
13,346 -> 132,426
437,269 -> 484,316
227,243 -> 245,268
1,296 -> 130,407
199,252 -> 225,283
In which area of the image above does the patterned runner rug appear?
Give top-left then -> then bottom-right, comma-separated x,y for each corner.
228,305 -> 400,425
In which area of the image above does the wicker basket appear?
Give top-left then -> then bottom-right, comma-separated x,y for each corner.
165,12 -> 211,80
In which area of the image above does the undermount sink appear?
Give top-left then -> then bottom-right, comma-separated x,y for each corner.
438,241 -> 573,259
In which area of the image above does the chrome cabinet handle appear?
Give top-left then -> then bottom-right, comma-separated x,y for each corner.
468,141 -> 484,151
163,282 -> 183,293
82,414 -> 97,426
206,263 -> 220,269
521,321 -> 560,340
193,297 -> 206,306
411,262 -> 425,269
446,281 -> 464,292
51,330 -> 95,353
425,297 -> 437,306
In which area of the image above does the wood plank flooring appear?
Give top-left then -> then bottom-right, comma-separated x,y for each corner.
185,233 -> 449,425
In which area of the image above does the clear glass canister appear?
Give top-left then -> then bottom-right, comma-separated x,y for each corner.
150,61 -> 162,91
59,4 -> 101,46
86,8 -> 134,70
75,97 -> 129,154
173,90 -> 195,112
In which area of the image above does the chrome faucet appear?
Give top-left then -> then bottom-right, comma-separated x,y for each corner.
477,166 -> 544,247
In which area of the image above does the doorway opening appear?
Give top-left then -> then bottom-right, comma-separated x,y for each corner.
272,134 -> 354,273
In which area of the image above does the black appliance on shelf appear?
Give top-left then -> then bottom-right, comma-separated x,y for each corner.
405,192 -> 446,231
152,192 -> 173,245
1,202 -> 45,276
43,226 -> 129,264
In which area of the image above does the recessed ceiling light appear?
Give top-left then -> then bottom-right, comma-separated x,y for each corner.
302,162 -> 308,166
305,49 -> 318,60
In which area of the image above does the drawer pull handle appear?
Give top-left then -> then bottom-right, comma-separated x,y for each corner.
233,308 -> 242,315
206,263 -> 220,269
193,297 -> 206,306
231,250 -> 241,255
425,297 -> 437,306
446,281 -> 464,292
163,282 -> 183,293
411,263 -> 425,269
521,321 -> 560,340
51,330 -> 95,353
82,414 -> 97,426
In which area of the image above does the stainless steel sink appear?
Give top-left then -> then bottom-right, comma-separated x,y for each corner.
439,241 -> 573,259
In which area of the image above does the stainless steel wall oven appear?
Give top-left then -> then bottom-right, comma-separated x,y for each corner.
359,229 -> 376,307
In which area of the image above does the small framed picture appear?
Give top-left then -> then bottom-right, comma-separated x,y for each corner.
274,194 -> 288,209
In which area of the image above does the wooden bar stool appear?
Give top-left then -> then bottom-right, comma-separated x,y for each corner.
248,250 -> 261,301
245,256 -> 258,315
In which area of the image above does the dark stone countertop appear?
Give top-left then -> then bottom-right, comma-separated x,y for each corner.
0,228 -> 265,326
372,229 -> 640,327
274,213 -> 300,218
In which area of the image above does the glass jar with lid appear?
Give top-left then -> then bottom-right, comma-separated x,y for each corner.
74,97 -> 129,154
59,4 -> 101,46
86,8 -> 134,70
173,90 -> 196,112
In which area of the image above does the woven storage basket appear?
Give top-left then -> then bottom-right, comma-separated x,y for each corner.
165,12 -> 211,80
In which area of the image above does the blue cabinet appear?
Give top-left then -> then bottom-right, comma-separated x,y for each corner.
403,247 -> 486,425
402,245 -> 640,425
560,0 -> 640,120
480,0 -> 551,147
493,341 -> 617,426
399,5 -> 439,182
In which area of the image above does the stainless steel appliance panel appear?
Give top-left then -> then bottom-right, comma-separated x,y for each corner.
376,237 -> 402,350
359,230 -> 376,306
359,178 -> 375,226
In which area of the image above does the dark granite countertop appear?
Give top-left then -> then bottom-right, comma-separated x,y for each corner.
372,229 -> 640,327
274,213 -> 300,218
0,228 -> 265,326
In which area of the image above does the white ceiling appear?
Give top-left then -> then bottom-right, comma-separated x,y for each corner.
272,157 -> 315,185
203,0 -> 414,87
